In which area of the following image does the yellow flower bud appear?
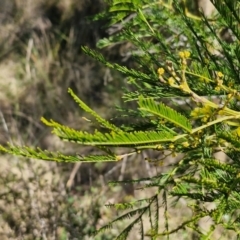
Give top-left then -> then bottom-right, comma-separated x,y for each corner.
184,50 -> 190,58
156,145 -> 163,150
202,117 -> 208,123
190,108 -> 201,118
182,141 -> 190,147
157,68 -> 165,75
179,50 -> 190,59
179,51 -> 185,58
215,86 -> 221,92
169,143 -> 175,149
217,71 -> 224,78
168,77 -> 175,86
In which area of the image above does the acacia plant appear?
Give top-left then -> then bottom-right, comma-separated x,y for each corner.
1,0 -> 240,238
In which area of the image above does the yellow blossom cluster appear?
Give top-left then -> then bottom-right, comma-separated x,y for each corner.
179,50 -> 191,59
157,50 -> 192,92
215,71 -> 224,91
190,105 -> 213,122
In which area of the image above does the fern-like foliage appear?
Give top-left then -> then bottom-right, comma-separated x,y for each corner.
138,96 -> 192,133
1,0 -> 240,239
41,116 -> 175,147
0,144 -> 118,162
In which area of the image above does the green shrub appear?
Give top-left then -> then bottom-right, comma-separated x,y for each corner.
1,0 -> 240,239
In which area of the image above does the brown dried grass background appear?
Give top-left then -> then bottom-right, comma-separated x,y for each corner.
0,0 -> 129,239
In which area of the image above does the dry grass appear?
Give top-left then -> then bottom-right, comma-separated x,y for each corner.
0,0 -> 127,239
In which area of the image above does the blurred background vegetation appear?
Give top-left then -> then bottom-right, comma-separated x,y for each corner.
0,0 -> 133,239
0,0 -> 224,239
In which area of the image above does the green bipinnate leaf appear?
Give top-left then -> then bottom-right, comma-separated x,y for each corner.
138,96 -> 192,133
0,145 -> 118,162
41,118 -> 174,147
